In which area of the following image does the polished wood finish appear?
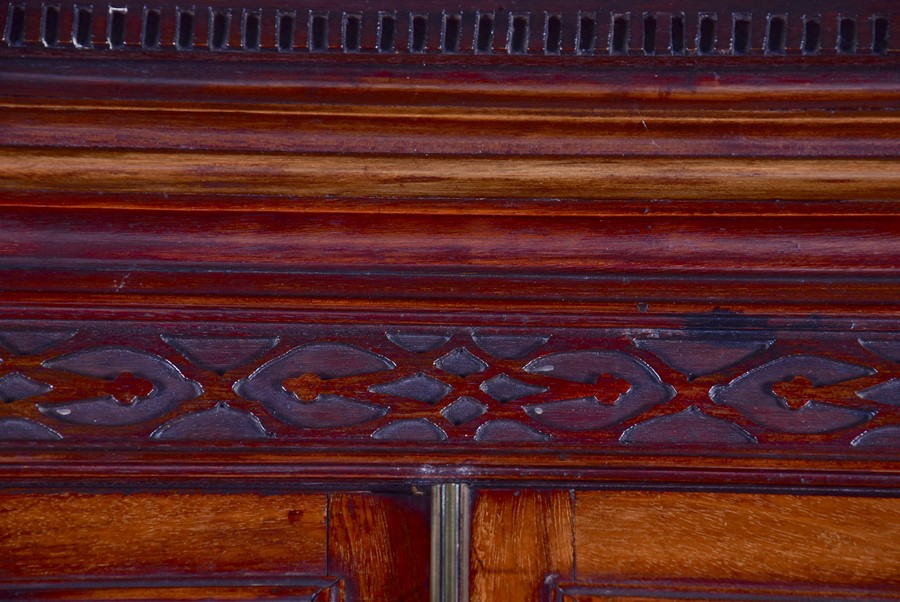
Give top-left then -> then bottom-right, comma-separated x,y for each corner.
0,0 -> 897,597
0,492 -> 338,599
470,489 -> 574,600
329,492 -> 431,601
1,492 -> 328,579
0,490 -> 432,600
469,489 -> 900,600
3,151 -> 899,201
575,491 -> 900,589
0,581 -> 344,601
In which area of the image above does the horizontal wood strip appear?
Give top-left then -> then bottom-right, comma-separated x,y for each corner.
3,192 -> 899,217
575,491 -> 900,588
3,57 -> 898,110
1,268 -> 897,310
557,581 -> 900,601
0,208 -> 895,275
0,579 -> 341,601
2,151 -> 898,201
0,492 -> 328,579
0,451 -> 897,489
1,104 -> 898,157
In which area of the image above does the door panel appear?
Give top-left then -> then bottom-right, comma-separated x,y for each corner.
0,490 -> 430,601
0,492 -> 329,579
574,491 -> 900,589
468,488 -> 900,601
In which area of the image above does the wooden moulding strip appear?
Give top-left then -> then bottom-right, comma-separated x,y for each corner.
1,56 -> 899,110
0,450 -> 897,491
1,191 -> 899,216
1,102 -> 899,158
0,580 -> 345,602
0,205 -> 896,275
1,150 -> 899,201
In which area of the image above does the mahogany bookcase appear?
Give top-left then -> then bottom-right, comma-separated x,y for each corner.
0,0 -> 898,599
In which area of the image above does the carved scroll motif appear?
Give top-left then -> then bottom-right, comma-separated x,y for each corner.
709,355 -> 875,433
0,326 -> 892,450
522,351 -> 676,431
38,347 -> 202,426
235,342 -> 394,428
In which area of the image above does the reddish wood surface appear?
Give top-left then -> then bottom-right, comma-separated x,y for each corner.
0,489 -> 433,599
574,491 -> 900,590
328,492 -> 431,601
0,323 -> 897,454
470,489 -> 574,601
0,492 -> 328,579
0,0 -> 898,596
554,584 -> 900,602
0,581 -> 344,601
471,489 -> 900,599
3,152 -> 900,201
4,104 -> 899,158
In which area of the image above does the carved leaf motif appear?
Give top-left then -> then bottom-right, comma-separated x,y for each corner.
38,347 -> 203,426
634,339 -> 773,379
0,372 -> 53,403
0,330 -> 76,355
0,417 -> 62,441
479,374 -> 548,403
434,347 -> 488,377
851,426 -> 900,449
471,334 -> 549,359
369,373 -> 452,404
162,335 -> 279,374
522,351 -> 675,430
857,379 -> 900,405
709,355 -> 876,434
386,333 -> 451,353
371,418 -> 447,442
620,406 -> 757,445
474,419 -> 549,442
441,396 -> 488,426
235,342 -> 393,428
859,339 -> 900,362
151,402 -> 271,441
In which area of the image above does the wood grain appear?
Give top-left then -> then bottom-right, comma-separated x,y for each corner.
2,56 -> 898,111
470,489 -> 574,601
2,150 -> 898,201
1,208 -> 897,276
3,102 -> 899,158
0,492 -> 328,579
0,579 -> 344,601
328,492 -> 431,601
0,0 -> 898,597
554,582 -> 900,601
575,491 -> 900,588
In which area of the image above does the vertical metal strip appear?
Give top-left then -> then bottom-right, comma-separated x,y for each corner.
443,482 -> 460,602
430,484 -> 443,602
457,483 -> 471,602
430,483 -> 470,602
